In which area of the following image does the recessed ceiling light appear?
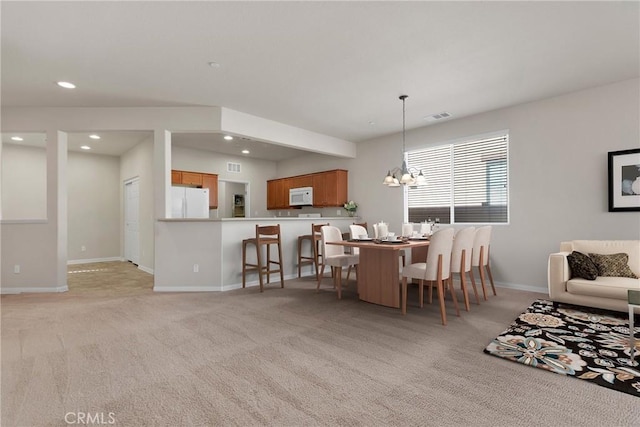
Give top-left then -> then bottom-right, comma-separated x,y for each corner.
208,62 -> 221,68
241,149 -> 250,154
11,136 -> 23,141
57,81 -> 76,89
368,121 -> 376,125
89,134 -> 101,140
80,145 -> 91,150
224,135 -> 233,141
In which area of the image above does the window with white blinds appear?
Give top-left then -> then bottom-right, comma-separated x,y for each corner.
406,134 -> 509,224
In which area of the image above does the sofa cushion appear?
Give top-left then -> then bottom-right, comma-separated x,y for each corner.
588,253 -> 638,278
566,251 -> 598,280
566,240 -> 640,277
567,276 -> 640,300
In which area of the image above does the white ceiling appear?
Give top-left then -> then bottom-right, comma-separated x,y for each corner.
1,131 -> 153,156
2,1 -> 638,159
0,131 -> 308,161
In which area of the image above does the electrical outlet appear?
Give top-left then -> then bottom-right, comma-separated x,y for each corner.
14,265 -> 20,274
287,211 -> 290,216
337,209 -> 341,216
193,264 -> 199,273
81,245 -> 86,252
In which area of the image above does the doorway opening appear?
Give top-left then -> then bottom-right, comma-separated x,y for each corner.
216,180 -> 250,219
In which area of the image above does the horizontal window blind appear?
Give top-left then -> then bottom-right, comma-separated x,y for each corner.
407,134 -> 509,224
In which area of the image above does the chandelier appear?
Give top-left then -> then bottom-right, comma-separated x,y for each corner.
382,95 -> 426,188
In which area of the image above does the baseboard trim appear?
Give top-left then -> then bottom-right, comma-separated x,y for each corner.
138,265 -> 154,275
1,285 -> 69,295
221,273 -> 300,292
67,257 -> 122,265
447,278 -> 547,295
494,281 -> 547,294
153,285 -> 222,292
154,273 -> 300,292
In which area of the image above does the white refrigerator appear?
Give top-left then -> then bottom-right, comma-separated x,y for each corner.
171,186 -> 209,218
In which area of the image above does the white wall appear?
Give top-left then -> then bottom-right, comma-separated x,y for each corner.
347,78 -> 640,292
120,136 -> 155,272
1,144 -> 47,219
67,152 -> 120,262
171,145 -> 277,218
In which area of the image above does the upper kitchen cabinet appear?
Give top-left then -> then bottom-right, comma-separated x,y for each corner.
172,169 -> 218,209
172,169 -> 203,186
312,169 -> 347,207
267,169 -> 348,209
289,174 -> 313,189
171,170 -> 182,185
201,173 -> 218,209
267,178 -> 289,210
181,171 -> 203,186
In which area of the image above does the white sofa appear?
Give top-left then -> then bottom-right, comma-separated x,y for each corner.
548,240 -> 640,312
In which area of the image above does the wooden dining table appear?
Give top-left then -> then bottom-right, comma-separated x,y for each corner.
327,239 -> 430,308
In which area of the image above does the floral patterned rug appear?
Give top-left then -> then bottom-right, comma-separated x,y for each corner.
484,299 -> 640,397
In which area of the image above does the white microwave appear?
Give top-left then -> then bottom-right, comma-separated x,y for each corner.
289,187 -> 313,206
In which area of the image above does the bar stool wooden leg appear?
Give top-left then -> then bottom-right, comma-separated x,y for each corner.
277,239 -> 284,287
256,241 -> 264,292
242,240 -> 248,288
297,237 -> 303,278
266,244 -> 271,285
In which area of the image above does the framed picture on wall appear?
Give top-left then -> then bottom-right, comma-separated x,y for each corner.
608,148 -> 640,212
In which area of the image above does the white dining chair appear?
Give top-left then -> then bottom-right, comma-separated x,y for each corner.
450,227 -> 478,311
470,225 -> 496,300
348,224 -> 368,256
401,228 -> 459,325
318,225 -> 359,299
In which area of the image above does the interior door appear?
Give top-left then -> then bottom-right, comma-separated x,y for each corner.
124,178 -> 140,265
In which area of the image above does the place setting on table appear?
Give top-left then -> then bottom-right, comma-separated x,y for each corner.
349,221 -> 435,244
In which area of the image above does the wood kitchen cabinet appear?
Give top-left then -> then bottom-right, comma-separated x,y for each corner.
171,170 -> 182,185
171,169 -> 219,209
180,171 -> 203,186
172,169 -> 203,186
312,169 -> 348,207
267,169 -> 348,209
267,179 -> 289,210
201,173 -> 218,209
289,174 -> 313,189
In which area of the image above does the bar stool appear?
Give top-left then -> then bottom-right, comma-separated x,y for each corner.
242,224 -> 284,292
312,223 -> 329,282
297,234 -> 315,277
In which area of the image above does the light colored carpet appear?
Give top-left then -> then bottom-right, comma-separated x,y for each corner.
1,262 -> 638,426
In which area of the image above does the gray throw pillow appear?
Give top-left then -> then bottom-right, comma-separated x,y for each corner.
588,253 -> 638,278
567,251 -> 598,280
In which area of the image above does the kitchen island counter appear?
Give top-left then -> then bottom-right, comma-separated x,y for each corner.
158,216 -> 354,222
154,216 -> 360,292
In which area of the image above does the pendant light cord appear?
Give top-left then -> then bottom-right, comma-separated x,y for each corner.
401,95 -> 407,155
400,94 -> 408,168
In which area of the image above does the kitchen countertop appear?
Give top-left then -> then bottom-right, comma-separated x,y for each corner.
158,216 -> 359,222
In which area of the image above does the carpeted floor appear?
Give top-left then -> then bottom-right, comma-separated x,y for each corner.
2,262 -> 639,426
